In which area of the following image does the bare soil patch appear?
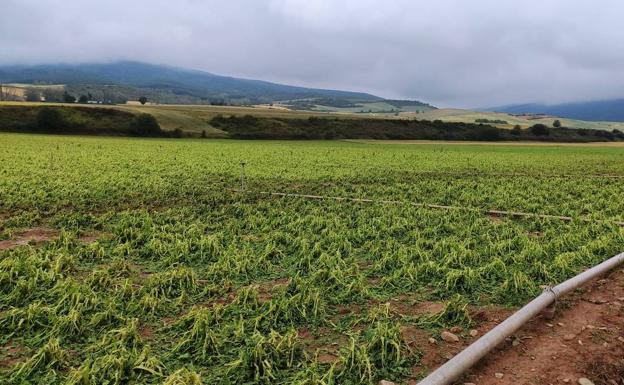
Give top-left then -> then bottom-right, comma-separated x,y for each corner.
139,324 -> 155,341
0,228 -> 111,251
425,269 -> 624,385
406,306 -> 514,381
79,231 -> 113,244
252,277 -> 291,302
298,326 -> 346,365
0,343 -> 28,369
0,227 -> 59,250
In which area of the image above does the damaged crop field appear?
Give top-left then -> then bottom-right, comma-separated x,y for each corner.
1,133 -> 623,384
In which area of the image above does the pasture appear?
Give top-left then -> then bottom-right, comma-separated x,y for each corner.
415,108 -> 624,131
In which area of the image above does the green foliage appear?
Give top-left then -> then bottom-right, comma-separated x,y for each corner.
63,91 -> 76,103
211,114 -> 623,142
163,368 -> 202,385
129,113 -> 163,136
530,123 -> 550,136
1,135 -> 623,384
0,106 -> 170,137
11,338 -> 69,381
37,107 -> 65,131
427,295 -> 472,327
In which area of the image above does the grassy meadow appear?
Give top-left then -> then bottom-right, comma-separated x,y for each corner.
3,101 -> 624,136
415,108 -> 624,131
0,102 -> 363,135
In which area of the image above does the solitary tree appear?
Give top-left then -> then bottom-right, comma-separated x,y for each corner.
553,119 -> 562,128
139,96 -> 148,105
78,95 -> 89,104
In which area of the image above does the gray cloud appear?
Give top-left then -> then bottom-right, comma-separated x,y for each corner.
1,0 -> 623,107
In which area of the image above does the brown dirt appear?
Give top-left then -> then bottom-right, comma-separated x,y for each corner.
364,293 -> 448,319
420,269 -> 624,385
488,214 -> 506,225
78,231 -> 113,244
0,228 -> 111,251
139,324 -> 155,341
406,306 -> 514,382
253,277 -> 291,302
298,326 -> 347,365
0,343 -> 28,369
390,298 -> 447,317
0,227 -> 59,250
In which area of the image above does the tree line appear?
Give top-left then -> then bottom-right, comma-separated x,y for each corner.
211,115 -> 624,142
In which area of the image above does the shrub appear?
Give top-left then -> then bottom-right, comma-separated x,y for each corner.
129,114 -> 162,136
37,108 -> 65,131
63,92 -> 76,103
530,124 -> 550,136
472,125 -> 501,141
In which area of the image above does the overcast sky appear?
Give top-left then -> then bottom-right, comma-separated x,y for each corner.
2,0 -> 624,107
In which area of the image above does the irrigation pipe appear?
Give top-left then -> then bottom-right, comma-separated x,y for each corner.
417,251 -> 624,385
419,171 -> 624,179
232,189 -> 624,227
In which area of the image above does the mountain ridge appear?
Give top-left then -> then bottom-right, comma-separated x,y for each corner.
0,61 -> 396,105
487,99 -> 624,122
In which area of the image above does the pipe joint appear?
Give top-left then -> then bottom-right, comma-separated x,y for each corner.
542,285 -> 561,299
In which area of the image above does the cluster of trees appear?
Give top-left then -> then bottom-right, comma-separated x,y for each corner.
37,88 -> 128,104
475,118 -> 509,124
210,115 -> 624,142
60,91 -> 109,104
0,105 -> 174,137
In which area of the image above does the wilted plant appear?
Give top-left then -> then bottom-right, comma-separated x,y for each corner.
11,338 -> 69,381
163,368 -> 202,385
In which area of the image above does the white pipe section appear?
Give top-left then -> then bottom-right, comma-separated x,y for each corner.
418,252 -> 624,385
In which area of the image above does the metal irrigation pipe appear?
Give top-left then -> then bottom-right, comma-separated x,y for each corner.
418,251 -> 624,385
232,189 -> 624,227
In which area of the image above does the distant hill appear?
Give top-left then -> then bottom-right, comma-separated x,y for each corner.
488,99 -> 624,122
0,61 -> 430,110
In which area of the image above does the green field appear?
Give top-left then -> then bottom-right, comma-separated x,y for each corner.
416,108 -> 624,131
116,104 -> 357,135
1,134 -> 624,384
0,101 -> 371,135
4,101 -> 624,136
303,101 -> 432,115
